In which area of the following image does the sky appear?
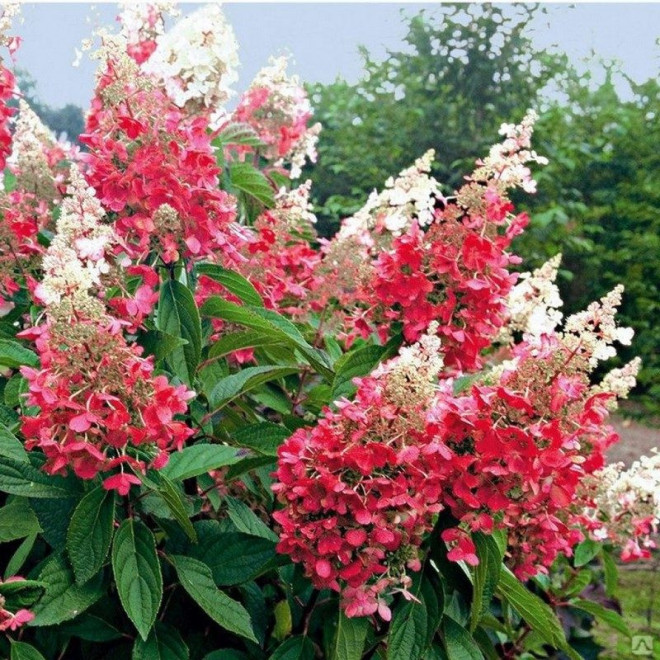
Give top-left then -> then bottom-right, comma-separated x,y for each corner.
10,2 -> 660,111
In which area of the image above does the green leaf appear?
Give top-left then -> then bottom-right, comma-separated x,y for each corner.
141,472 -> 197,542
170,554 -> 257,643
562,568 -> 592,597
601,550 -> 618,597
160,444 -> 242,481
388,597 -> 428,659
229,162 -> 275,208
225,496 -> 278,541
196,263 -> 264,307
67,487 -> 115,584
191,523 -> 276,586
10,641 -> 46,660
0,579 -> 45,610
442,617 -> 483,660
208,330 -> 283,361
157,280 -> 202,386
0,339 -> 39,369
214,122 -> 265,149
58,613 -> 123,642
31,555 -> 104,626
333,609 -> 369,660
138,329 -> 189,362
570,598 -> 631,637
201,298 -> 333,381
0,497 -> 41,542
272,600 -> 293,642
269,636 -> 315,660
132,621 -> 190,660
29,497 -> 77,550
209,366 -> 298,411
573,539 -> 600,567
332,345 -> 390,399
0,456 -> 82,498
112,519 -> 163,641
231,422 -> 290,457
0,423 -> 28,462
4,532 -> 38,579
469,533 -> 502,631
496,567 -> 567,650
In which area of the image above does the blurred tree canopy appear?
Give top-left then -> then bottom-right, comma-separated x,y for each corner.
304,4 -> 659,416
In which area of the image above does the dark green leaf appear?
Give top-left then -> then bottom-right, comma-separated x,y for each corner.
196,263 -> 264,306
29,498 -> 77,550
469,533 -> 502,631
231,422 -> 290,457
112,519 -> 163,641
0,456 -> 82,498
4,532 -> 38,579
229,162 -> 275,208
269,636 -> 315,660
225,496 -> 278,541
0,497 -> 41,542
170,554 -> 257,643
160,444 -> 242,481
332,345 -> 389,398
333,609 -> 369,660
58,613 -> 123,642
388,596 -> 428,659
10,641 -> 46,660
0,339 -> 39,369
0,423 -> 28,462
31,555 -> 104,626
570,598 -> 630,637
138,329 -> 189,362
157,280 -> 202,386
132,621 -> 190,660
67,487 -> 115,584
573,539 -> 600,567
209,366 -> 298,410
141,472 -> 197,542
442,617 -> 483,660
208,331 -> 283,361
601,550 -> 618,598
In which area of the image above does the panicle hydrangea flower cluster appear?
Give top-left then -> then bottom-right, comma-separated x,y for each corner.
19,166 -> 194,495
233,56 -> 321,178
581,449 -> 660,561
0,577 -> 35,632
497,253 -> 564,343
118,2 -> 179,65
0,3 -> 20,170
142,4 -> 239,114
274,286 -> 640,617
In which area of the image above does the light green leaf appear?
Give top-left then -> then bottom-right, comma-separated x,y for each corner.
214,122 -> 265,149
67,487 -> 115,584
573,539 -> 600,567
272,600 -> 292,642
333,609 -> 369,660
225,496 -> 278,541
208,331 -> 283,361
469,533 -> 502,631
170,554 -> 257,643
209,366 -> 298,411
157,280 -> 202,386
570,598 -> 631,637
229,162 -> 275,208
112,519 -> 163,641
0,423 -> 28,462
332,345 -> 390,399
231,422 -> 290,457
0,339 -> 39,369
196,263 -> 264,307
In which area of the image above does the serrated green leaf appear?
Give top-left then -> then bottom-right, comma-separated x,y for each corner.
132,621 -> 190,660
469,533 -> 502,631
196,263 -> 264,306
138,329 -> 189,362
332,345 -> 389,399
0,423 -> 28,462
4,532 -> 37,579
31,555 -> 104,626
270,636 -> 315,660
0,497 -> 41,542
10,641 -> 46,660
0,339 -> 39,369
160,444 -> 242,481
225,496 -> 278,541
208,330 -> 282,361
209,366 -> 298,411
442,617 -> 483,660
157,280 -> 202,386
214,122 -> 265,149
333,609 -> 368,660
0,456 -> 82,498
496,567 -> 567,650
570,598 -> 631,637
170,554 -> 257,643
229,162 -> 275,208
562,568 -> 592,597
231,422 -> 290,457
601,550 -> 618,597
67,487 -> 115,584
112,519 -> 163,641
388,595 -> 428,659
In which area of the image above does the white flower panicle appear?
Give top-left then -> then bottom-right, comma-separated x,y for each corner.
143,3 -> 239,112
36,166 -> 114,311
470,110 -> 548,194
594,357 -> 642,401
562,284 -> 634,368
338,150 -> 442,240
9,100 -> 57,198
273,181 -> 317,231
499,254 -> 563,342
0,3 -> 20,50
286,122 -> 321,180
119,2 -> 179,47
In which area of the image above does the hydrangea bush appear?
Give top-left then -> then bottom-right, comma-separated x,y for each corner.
0,4 -> 655,659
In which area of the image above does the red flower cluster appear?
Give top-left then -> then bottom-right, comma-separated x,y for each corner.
0,63 -> 14,170
20,317 -> 194,495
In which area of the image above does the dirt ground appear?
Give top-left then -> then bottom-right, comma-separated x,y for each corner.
606,416 -> 660,466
